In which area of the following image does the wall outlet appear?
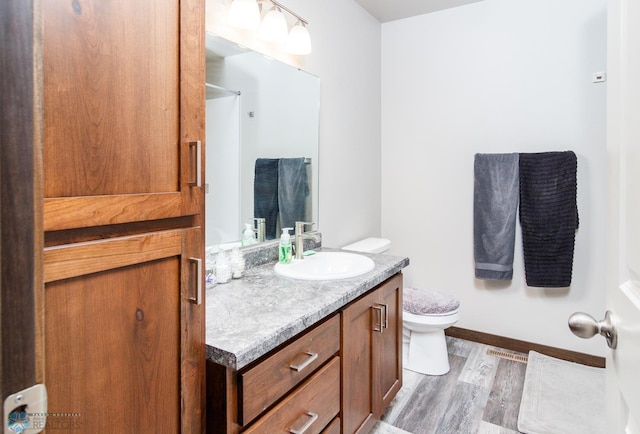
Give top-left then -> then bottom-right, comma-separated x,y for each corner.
593,72 -> 606,83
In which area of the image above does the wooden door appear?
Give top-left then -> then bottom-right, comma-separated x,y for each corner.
1,0 -> 44,427
373,274 -> 403,418
342,274 -> 404,434
43,228 -> 202,432
42,0 -> 204,231
39,0 -> 206,432
341,290 -> 377,434
605,0 -> 640,431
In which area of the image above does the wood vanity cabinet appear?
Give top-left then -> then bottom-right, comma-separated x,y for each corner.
207,314 -> 341,434
341,273 -> 403,434
207,273 -> 403,434
40,0 -> 205,432
242,358 -> 341,434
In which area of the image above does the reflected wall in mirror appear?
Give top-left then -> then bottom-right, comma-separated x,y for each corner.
205,33 -> 320,249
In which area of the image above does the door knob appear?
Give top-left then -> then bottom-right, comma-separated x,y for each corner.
568,310 -> 617,349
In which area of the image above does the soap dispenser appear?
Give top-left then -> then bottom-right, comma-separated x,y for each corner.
278,228 -> 293,264
242,223 -> 257,247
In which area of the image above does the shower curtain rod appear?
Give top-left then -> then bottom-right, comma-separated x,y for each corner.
206,82 -> 241,96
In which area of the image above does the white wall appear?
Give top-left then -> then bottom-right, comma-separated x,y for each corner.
206,0 -> 383,248
381,0 -> 608,356
295,0 -> 382,247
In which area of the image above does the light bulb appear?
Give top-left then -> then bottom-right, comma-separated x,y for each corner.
259,7 -> 288,43
228,0 -> 260,30
286,21 -> 311,55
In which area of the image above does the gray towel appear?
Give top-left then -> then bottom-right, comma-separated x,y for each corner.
278,158 -> 309,229
474,153 -> 520,280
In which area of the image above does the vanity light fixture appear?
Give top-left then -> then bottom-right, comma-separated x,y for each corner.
259,5 -> 288,43
228,0 -> 261,29
285,19 -> 311,55
228,0 -> 312,55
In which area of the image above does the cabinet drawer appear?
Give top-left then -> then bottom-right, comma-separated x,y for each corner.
243,356 -> 340,434
321,417 -> 340,434
239,314 -> 340,425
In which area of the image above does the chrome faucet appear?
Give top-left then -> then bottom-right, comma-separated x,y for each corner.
294,221 -> 315,259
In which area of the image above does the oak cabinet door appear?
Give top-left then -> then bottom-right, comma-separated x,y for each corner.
373,274 -> 403,418
44,227 -> 204,433
341,274 -> 404,434
38,0 -> 205,432
342,290 -> 377,434
42,0 -> 204,231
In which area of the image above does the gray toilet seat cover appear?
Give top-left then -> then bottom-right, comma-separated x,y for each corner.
403,287 -> 460,315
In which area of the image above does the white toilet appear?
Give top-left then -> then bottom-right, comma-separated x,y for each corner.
342,238 -> 460,376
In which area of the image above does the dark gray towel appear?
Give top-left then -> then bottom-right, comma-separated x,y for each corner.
278,158 -> 309,229
254,158 -> 280,240
474,153 -> 520,280
519,151 -> 578,288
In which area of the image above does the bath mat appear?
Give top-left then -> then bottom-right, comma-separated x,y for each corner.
518,351 -> 605,434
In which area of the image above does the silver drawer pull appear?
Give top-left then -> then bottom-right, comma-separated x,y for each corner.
289,352 -> 318,372
289,411 -> 318,434
382,303 -> 389,329
188,257 -> 202,305
188,140 -> 202,187
372,304 -> 384,333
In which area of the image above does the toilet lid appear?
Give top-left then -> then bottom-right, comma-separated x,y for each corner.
403,287 -> 460,315
342,237 -> 391,254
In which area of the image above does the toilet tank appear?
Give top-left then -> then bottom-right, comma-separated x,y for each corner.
342,238 -> 391,254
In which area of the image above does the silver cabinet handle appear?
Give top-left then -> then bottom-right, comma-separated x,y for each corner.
289,352 -> 318,372
568,310 -> 617,349
188,257 -> 202,305
289,411 -> 318,434
382,303 -> 389,329
188,141 -> 202,187
372,304 -> 384,333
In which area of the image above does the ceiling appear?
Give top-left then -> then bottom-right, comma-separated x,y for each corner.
353,0 -> 484,23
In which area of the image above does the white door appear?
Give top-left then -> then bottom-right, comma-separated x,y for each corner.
605,0 -> 640,432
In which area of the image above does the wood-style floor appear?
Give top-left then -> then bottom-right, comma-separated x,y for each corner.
372,336 -> 528,434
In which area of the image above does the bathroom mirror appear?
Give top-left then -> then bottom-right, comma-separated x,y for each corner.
205,33 -> 320,248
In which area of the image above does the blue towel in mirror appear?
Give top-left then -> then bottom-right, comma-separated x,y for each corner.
254,158 -> 280,240
474,153 -> 520,280
278,158 -> 309,230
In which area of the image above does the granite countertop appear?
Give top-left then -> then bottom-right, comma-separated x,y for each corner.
205,247 -> 409,370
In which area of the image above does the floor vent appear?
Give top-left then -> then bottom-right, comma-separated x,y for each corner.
487,349 -> 529,363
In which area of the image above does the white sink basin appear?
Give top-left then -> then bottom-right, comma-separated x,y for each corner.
274,251 -> 375,281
